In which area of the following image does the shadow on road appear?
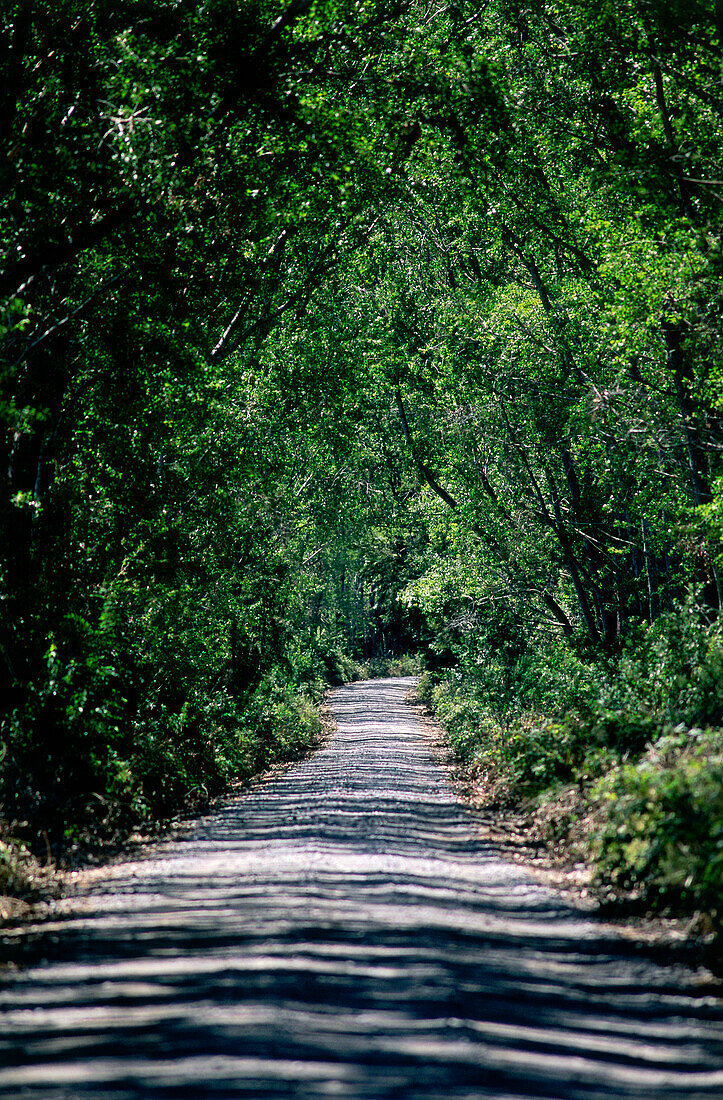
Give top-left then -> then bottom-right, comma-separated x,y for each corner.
1,678 -> 721,1098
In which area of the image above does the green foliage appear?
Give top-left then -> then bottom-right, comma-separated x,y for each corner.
3,634 -> 134,837
591,728 -> 723,929
428,598 -> 723,784
2,0 -> 723,943
240,674 -> 323,772
2,634 -> 324,850
426,595 -> 723,933
593,595 -> 723,747
426,673 -> 594,800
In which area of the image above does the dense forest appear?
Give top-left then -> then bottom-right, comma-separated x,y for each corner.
1,1 -> 722,935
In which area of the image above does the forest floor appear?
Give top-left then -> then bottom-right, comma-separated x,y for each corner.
1,676 -> 722,1098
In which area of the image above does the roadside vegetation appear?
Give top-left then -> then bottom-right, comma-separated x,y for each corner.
418,594 -> 723,945
2,0 -> 722,940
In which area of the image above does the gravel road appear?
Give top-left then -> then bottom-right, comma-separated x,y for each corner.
1,676 -> 722,1098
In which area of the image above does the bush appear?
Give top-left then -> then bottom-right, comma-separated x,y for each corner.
0,837 -> 48,900
363,652 -> 423,678
598,595 -> 723,735
242,674 -> 322,771
589,727 -> 723,928
419,672 -> 599,796
1,636 -> 325,864
385,653 -> 424,676
421,611 -> 723,940
1,636 -> 139,845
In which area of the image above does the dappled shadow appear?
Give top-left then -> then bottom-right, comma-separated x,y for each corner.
1,678 -> 722,1098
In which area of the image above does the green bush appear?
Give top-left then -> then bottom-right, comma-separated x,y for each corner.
590,727 -> 723,929
426,596 -> 723,796
597,595 -> 723,734
415,670 -> 437,709
421,672 -> 597,794
422,606 -> 723,939
242,674 -> 322,770
363,652 -> 423,678
1,634 -> 324,861
1,635 -> 138,842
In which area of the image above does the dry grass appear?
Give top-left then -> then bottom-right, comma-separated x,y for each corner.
0,832 -> 61,923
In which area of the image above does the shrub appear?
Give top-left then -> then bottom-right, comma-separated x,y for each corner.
589,726 -> 723,928
418,595 -> 723,939
0,837 -> 47,900
1,635 -> 325,864
385,653 -> 424,677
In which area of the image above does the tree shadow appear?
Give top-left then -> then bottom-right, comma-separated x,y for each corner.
1,679 -> 722,1098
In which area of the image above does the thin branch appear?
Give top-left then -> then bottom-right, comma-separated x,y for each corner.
395,389 -> 459,510
12,275 -> 121,366
0,201 -> 136,301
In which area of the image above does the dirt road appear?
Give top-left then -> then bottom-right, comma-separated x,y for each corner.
1,677 -> 722,1098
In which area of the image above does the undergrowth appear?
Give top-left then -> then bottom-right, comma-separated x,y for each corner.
0,837 -> 50,902
419,597 -> 723,945
1,666 -> 324,873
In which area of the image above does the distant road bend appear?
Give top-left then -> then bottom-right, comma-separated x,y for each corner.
1,677 -> 722,1098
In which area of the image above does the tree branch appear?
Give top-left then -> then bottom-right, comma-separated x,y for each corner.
0,201 -> 136,301
395,388 -> 459,510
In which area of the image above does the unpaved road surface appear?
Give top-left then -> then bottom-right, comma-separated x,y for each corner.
1,677 -> 722,1098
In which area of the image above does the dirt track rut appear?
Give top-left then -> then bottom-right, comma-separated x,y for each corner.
1,676 -> 722,1098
